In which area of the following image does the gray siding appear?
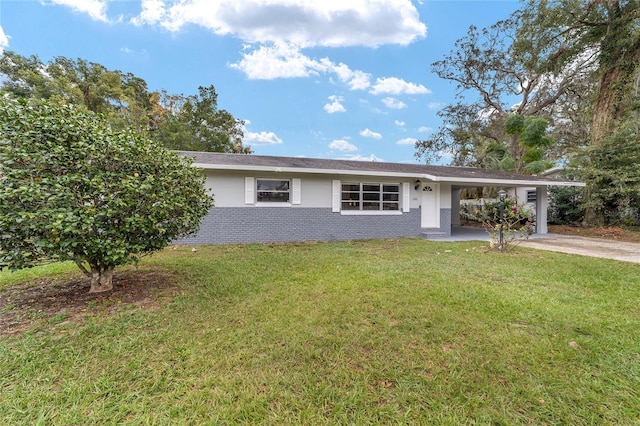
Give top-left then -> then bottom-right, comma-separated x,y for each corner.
178,207 -> 422,244
441,208 -> 452,235
420,208 -> 452,237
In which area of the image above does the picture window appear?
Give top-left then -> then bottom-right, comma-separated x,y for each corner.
341,182 -> 400,211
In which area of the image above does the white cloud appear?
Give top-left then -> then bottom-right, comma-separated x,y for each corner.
0,26 -> 9,52
396,137 -> 417,145
49,0 -> 426,93
131,0 -> 426,48
427,102 -> 443,110
395,120 -> 405,127
360,128 -> 382,140
370,77 -> 430,95
131,0 -> 166,26
131,0 -> 424,89
477,106 -> 500,122
244,130 -> 283,146
324,95 -> 346,114
418,126 -> 432,133
230,42 -> 324,79
230,43 -> 372,91
381,97 -> 407,110
329,139 -> 357,152
241,121 -> 283,146
342,154 -> 384,162
438,150 -> 455,161
49,0 -> 111,22
329,61 -> 371,90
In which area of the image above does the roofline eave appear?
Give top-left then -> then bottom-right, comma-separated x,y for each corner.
437,177 -> 586,187
192,163 -> 440,180
192,163 -> 585,187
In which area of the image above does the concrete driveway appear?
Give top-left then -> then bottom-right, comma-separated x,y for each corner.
518,235 -> 640,264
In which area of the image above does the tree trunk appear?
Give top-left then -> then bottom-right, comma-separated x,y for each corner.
89,267 -> 114,293
582,1 -> 639,225
591,64 -> 628,146
73,260 -> 116,293
508,134 -> 524,173
590,1 -> 640,145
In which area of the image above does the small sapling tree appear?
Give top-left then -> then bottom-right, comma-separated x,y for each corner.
463,197 -> 534,251
0,98 -> 213,292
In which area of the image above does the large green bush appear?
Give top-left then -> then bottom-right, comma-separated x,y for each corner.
548,186 -> 584,225
0,98 -> 213,292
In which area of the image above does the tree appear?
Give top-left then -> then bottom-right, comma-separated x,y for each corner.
416,19 -> 593,168
0,52 -> 251,153
152,85 -> 250,153
417,1 -> 640,224
514,1 -> 640,223
548,185 -> 585,224
0,51 -> 153,134
463,198 -> 535,251
0,52 -> 55,100
0,98 -> 213,293
504,114 -> 556,173
515,0 -> 640,146
576,110 -> 640,225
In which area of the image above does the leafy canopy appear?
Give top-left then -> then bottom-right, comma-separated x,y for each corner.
0,98 -> 213,290
0,51 -> 250,154
576,110 -> 640,225
152,86 -> 249,153
504,114 -> 555,174
416,0 -> 640,224
416,19 -> 592,169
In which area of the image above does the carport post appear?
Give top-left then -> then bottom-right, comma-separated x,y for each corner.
536,186 -> 548,234
498,189 -> 506,250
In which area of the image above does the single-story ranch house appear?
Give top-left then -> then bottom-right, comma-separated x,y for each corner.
179,151 -> 583,244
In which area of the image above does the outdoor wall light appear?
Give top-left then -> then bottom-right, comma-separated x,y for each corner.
414,179 -> 421,190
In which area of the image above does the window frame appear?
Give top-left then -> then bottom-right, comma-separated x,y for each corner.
256,178 -> 292,205
340,182 -> 402,214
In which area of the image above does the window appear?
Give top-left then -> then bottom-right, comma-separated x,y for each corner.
257,179 -> 290,203
526,190 -> 537,203
341,182 -> 400,211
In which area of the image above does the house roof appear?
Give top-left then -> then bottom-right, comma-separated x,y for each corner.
180,151 -> 584,187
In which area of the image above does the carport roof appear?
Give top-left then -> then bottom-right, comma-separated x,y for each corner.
180,151 -> 584,187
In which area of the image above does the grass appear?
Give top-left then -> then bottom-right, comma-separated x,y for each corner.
0,261 -> 77,290
1,238 -> 639,424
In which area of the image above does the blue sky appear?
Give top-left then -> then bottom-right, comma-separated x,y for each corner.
0,0 -> 520,164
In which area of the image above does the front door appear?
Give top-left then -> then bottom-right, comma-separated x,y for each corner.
420,183 -> 440,228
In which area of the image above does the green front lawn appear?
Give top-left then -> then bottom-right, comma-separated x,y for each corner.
1,239 -> 639,424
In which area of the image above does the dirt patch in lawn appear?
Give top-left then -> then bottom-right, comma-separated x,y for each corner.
548,225 -> 640,243
0,268 -> 180,335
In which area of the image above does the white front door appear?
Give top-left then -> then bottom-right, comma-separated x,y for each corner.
420,183 -> 440,228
